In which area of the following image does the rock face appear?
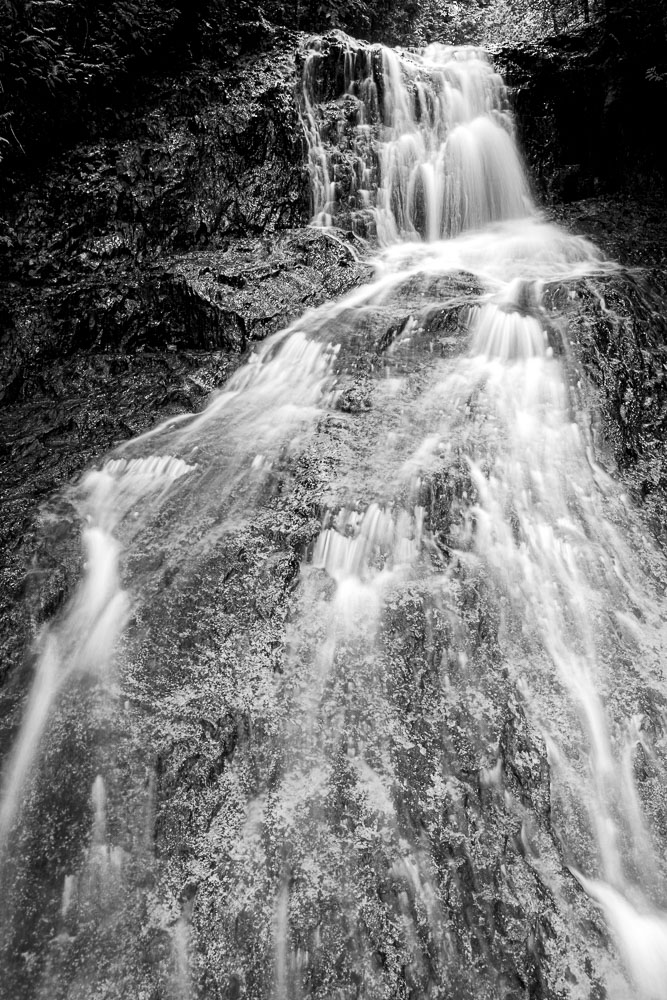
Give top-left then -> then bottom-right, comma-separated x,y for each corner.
0,38 -> 373,692
495,10 -> 667,200
547,194 -> 667,548
0,262 -> 618,1000
0,45 -> 313,399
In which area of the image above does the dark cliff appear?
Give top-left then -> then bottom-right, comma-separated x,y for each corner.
497,6 -> 667,200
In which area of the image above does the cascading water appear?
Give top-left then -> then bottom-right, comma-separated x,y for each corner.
300,35 -> 531,241
2,31 -> 667,1000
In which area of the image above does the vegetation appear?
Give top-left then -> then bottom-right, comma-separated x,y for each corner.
0,0 -> 179,175
0,0 -> 664,185
400,0 -> 666,48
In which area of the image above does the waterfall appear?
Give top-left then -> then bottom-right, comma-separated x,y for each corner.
2,30 -> 667,1000
300,34 -> 531,241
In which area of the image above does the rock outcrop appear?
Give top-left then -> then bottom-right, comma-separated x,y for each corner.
0,38 -> 373,691
496,9 -> 667,200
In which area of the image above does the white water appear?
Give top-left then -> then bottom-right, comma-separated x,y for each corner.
0,456 -> 193,854
2,32 -> 667,1000
301,35 -> 531,241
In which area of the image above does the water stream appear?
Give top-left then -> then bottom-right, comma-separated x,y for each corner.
2,33 -> 667,1000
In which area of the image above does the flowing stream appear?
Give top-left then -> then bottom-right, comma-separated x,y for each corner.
2,32 -> 667,1000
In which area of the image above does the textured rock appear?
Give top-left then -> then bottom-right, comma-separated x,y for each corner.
0,43 -> 320,400
1,227 -> 371,399
1,266 -> 620,1000
0,223 -> 373,699
543,195 -> 667,543
143,228 -> 373,350
0,37 -> 373,701
494,11 -> 667,200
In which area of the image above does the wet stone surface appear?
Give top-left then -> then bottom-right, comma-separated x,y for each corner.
0,222 -> 372,692
546,195 -> 667,545
0,260 -> 643,999
2,26 -> 667,1000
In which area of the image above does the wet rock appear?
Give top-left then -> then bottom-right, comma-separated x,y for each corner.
0,349 -> 244,690
0,40 -> 316,398
494,10 -> 667,200
538,208 -> 667,546
500,697 -> 551,825
141,228 -> 373,351
337,378 -> 373,412
1,229 -> 371,400
2,48 -> 309,263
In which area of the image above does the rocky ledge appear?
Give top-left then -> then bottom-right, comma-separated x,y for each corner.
0,37 -> 376,691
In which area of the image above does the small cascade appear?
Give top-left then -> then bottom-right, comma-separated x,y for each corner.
0,528 -> 128,854
39,776 -> 128,998
0,455 -> 196,857
470,278 -> 549,360
574,875 -> 667,1000
88,774 -> 124,879
313,502 -> 424,581
454,297 -> 667,996
301,34 -> 532,241
73,775 -> 125,900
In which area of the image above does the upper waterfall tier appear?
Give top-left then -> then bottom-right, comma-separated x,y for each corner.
300,33 -> 534,244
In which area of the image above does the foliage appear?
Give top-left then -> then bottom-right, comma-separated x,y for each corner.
0,0 -> 181,175
401,0 -> 609,47
476,0 -> 667,47
646,66 -> 667,85
0,0 -> 382,178
386,0 -> 667,49
1,0 -> 665,184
